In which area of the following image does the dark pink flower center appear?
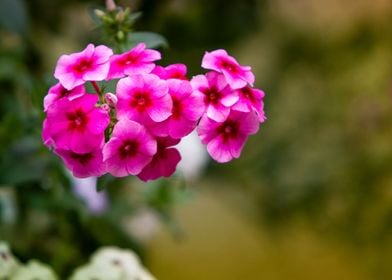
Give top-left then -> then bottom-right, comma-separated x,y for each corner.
218,121 -> 238,141
73,58 -> 93,74
119,140 -> 139,159
131,91 -> 152,112
220,60 -> 239,74
241,87 -> 255,102
67,109 -> 88,131
59,86 -> 71,97
204,87 -> 221,104
171,98 -> 182,119
121,53 -> 138,66
70,152 -> 93,166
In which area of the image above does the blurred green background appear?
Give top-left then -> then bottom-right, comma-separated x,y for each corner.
1,0 -> 392,279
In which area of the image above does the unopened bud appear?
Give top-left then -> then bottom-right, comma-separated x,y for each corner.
105,92 -> 118,107
94,9 -> 106,19
106,0 -> 117,11
101,103 -> 111,112
115,10 -> 125,22
116,30 -> 125,41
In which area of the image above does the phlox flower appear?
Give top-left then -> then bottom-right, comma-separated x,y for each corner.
191,71 -> 238,122
45,94 -> 110,153
197,110 -> 259,163
103,119 -> 157,177
44,83 -> 85,111
151,79 -> 204,138
55,147 -> 106,178
232,86 -> 266,122
107,43 -> 161,80
202,49 -> 255,89
42,119 -> 53,148
152,63 -> 188,80
54,44 -> 113,90
138,137 -> 181,182
116,74 -> 172,122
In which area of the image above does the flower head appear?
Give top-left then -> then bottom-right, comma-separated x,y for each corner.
54,44 -> 113,90
138,137 -> 181,182
116,74 -> 172,122
202,49 -> 255,89
152,63 -> 188,80
197,110 -> 259,163
45,94 -> 110,153
191,71 -> 238,122
107,43 -> 161,80
55,147 -> 106,178
44,83 -> 85,112
232,85 -> 266,122
103,119 -> 157,177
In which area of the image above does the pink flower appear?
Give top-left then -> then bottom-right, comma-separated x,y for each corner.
44,83 -> 85,111
151,79 -> 204,138
107,43 -> 161,80
42,119 -> 53,148
191,71 -> 238,122
55,147 -> 106,178
202,49 -> 255,89
152,63 -> 188,80
232,86 -> 266,122
138,137 -> 181,182
197,110 -> 259,163
116,74 -> 172,122
54,44 -> 113,90
45,94 -> 110,153
103,119 -> 157,177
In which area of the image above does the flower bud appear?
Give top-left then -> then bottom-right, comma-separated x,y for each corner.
100,103 -> 111,112
94,9 -> 106,19
105,92 -> 118,107
106,0 -> 117,11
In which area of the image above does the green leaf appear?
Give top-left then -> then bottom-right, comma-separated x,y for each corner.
127,32 -> 168,49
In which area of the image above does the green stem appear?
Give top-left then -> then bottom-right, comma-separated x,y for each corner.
91,81 -> 104,103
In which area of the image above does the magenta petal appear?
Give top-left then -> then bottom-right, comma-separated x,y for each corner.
207,135 -> 233,163
148,94 -> 173,122
206,103 -> 229,122
138,148 -> 181,182
228,134 -> 247,159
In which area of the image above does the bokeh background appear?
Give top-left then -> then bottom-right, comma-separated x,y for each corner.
1,0 -> 392,279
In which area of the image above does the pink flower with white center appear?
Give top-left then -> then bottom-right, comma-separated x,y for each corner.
44,83 -> 85,111
152,63 -> 188,80
55,147 -> 106,178
232,86 -> 266,122
138,137 -> 181,182
103,119 -> 157,177
191,71 -> 238,122
54,44 -> 113,90
151,79 -> 204,138
116,74 -> 172,122
197,110 -> 259,163
107,43 -> 161,80
201,49 -> 255,89
45,94 -> 110,153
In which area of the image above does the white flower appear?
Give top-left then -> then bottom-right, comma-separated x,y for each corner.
0,242 -> 19,278
12,260 -> 57,280
71,247 -> 157,280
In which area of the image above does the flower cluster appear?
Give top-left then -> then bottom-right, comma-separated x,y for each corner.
43,43 -> 265,180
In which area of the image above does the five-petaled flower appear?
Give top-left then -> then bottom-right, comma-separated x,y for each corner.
202,49 -> 255,89
103,119 -> 157,177
197,110 -> 259,163
54,44 -> 113,90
